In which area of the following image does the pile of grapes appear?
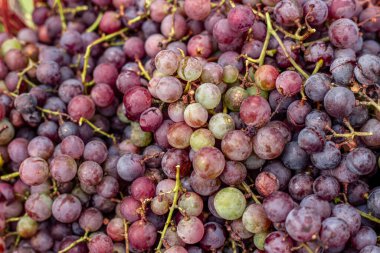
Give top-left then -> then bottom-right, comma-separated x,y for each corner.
0,0 -> 379,252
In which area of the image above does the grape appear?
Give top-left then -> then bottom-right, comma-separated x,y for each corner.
96,176 -> 119,198
117,154 -> 145,182
79,207 -> 103,232
123,86 -> 152,121
297,126 -> 325,154
177,216 -> 204,244
305,110 -> 331,130
184,0 -> 211,20
200,222 -> 226,250
281,141 -> 309,170
187,33 -> 213,58
263,162 -> 292,191
193,146 -> 225,179
285,207 -> 321,242
263,191 -> 296,223
227,5 -> 255,32
223,86 -> 249,112
328,0 -> 356,19
25,193 -> 53,222
274,0 -> 303,26
359,6 -> 380,32
106,218 -> 124,242
367,189 -> 380,218
178,192 -> 204,217
145,33 -> 166,58
30,229 -> 54,252
161,148 -> 191,179
52,194 -> 82,223
130,122 -> 153,147
347,180 -> 369,205
17,216 -> 38,238
195,83 -> 221,110
139,107 -> 163,132
349,105 -> 369,128
78,161 -> 103,186
354,54 -> 380,86
304,73 -> 331,102
220,161 -> 247,186
360,246 -> 380,253
88,232 -> 114,253
4,49 -> 28,71
300,194 -> 331,219
327,157 -> 360,183
240,96 -> 271,127
120,196 -> 141,222
165,246 -> 188,253
242,39 -> 263,59
360,119 -> 380,148
36,61 -> 61,85
161,14 -> 188,40
131,177 -> 156,201
184,103 -> 208,128
332,204 -> 361,235
346,147 -> 376,175
320,217 -> 350,248
351,226 -> 377,251
167,122 -> 193,149
264,231 -> 294,253
313,175 -> 340,201
190,171 -> 221,196
214,187 -> 246,220
287,100 -> 312,127
253,125 -> 286,160
303,0 -> 328,26
201,62 -> 223,84
276,71 -> 302,97
27,136 -> 54,160
177,57 -> 203,82
155,50 -> 180,75
0,119 -> 15,145
208,113 -> 235,139
328,18 -> 360,49
254,65 -> 279,91
155,76 -> 183,103
190,128 -> 215,151
288,173 -> 314,201
242,203 -> 271,233
19,157 -> 49,186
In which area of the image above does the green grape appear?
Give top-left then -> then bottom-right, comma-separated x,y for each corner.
195,83 -> 221,109
246,86 -> 269,99
178,192 -> 204,217
190,128 -> 215,151
17,216 -> 38,238
1,38 -> 22,56
223,86 -> 249,111
242,204 -> 271,233
254,232 -> 269,250
117,105 -> 131,124
177,57 -> 203,81
214,187 -> 246,220
0,119 -> 15,145
223,65 -> 239,84
131,122 -> 152,147
208,113 -> 235,139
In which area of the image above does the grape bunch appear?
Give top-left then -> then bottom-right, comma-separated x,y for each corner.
0,0 -> 379,252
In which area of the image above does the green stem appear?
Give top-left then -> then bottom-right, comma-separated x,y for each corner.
123,219 -> 130,253
55,0 -> 67,31
357,91 -> 380,112
356,209 -> 380,224
86,13 -> 103,33
1,172 -> 20,181
155,165 -> 182,253
312,59 -> 324,75
58,231 -> 89,253
63,5 -> 88,14
79,117 -> 116,144
258,13 -> 272,66
300,243 -> 313,253
241,182 -> 261,204
136,58 -> 151,81
6,217 -> 21,223
82,27 -> 129,86
302,36 -> 330,47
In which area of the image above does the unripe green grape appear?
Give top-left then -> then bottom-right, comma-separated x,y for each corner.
178,57 -> 203,81
246,86 -> 269,99
223,65 -> 239,84
224,86 -> 249,111
0,119 -> 15,145
131,122 -> 152,147
208,113 -> 235,139
1,38 -> 22,56
254,232 -> 269,250
214,187 -> 246,220
190,128 -> 215,151
178,192 -> 204,216
195,83 -> 221,109
150,196 -> 170,215
17,216 -> 38,238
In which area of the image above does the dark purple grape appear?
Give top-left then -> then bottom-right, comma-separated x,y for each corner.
300,194 -> 331,219
347,180 -> 369,206
346,147 -> 376,176
263,191 -> 296,223
220,161 -> 247,186
328,0 -> 356,19
288,173 -> 314,201
281,141 -> 309,170
88,232 -> 114,253
303,0 -> 328,26
274,0 -> 303,27
313,175 -> 340,201
297,126 -> 325,154
351,226 -> 377,251
52,194 -> 82,223
332,204 -> 361,235
367,189 -> 380,218
36,61 -> 61,85
320,217 -> 350,248
200,222 -> 226,250
311,141 -> 341,170
227,5 -> 255,32
305,110 -> 331,130
213,19 -> 240,44
354,54 -> 380,86
287,100 -> 312,127
264,231 -> 293,253
263,161 -> 292,190
190,171 -> 221,196
285,206 -> 321,242
328,18 -> 359,49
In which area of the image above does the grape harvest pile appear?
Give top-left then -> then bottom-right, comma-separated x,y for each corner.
0,0 -> 380,252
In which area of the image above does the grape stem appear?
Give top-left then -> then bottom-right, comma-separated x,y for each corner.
54,0 -> 67,32
86,13 -> 103,33
81,27 -> 130,88
312,59 -> 324,75
241,182 -> 261,204
300,243 -> 314,253
62,5 -> 88,14
155,165 -> 182,252
136,58 -> 151,81
0,171 -> 20,181
123,219 -> 130,253
357,91 -> 380,112
16,60 -> 36,94
78,117 -> 117,144
58,230 -> 90,253
301,36 -> 330,47
6,216 -> 21,223
356,209 -> 380,224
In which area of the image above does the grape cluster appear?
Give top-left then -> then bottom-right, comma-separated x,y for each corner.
0,0 -> 379,252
